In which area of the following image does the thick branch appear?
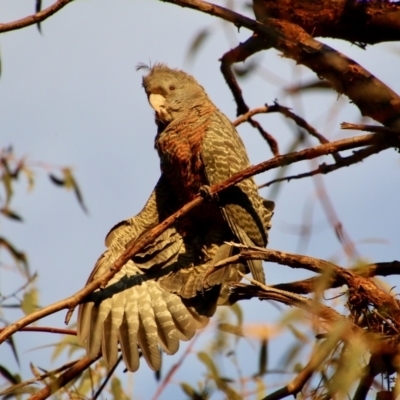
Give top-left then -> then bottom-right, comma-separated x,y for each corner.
164,0 -> 400,127
253,0 -> 400,45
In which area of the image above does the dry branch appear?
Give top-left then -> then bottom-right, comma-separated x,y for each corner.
0,0 -> 74,33
164,0 -> 400,127
230,245 -> 400,314
253,0 -> 400,45
259,144 -> 390,188
29,356 -> 99,400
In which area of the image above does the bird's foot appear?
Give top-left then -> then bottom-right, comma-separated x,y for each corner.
199,185 -> 218,201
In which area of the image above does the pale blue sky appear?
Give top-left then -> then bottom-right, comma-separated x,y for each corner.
1,1 -> 399,398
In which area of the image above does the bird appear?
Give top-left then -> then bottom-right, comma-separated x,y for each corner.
77,64 -> 274,372
141,63 -> 274,284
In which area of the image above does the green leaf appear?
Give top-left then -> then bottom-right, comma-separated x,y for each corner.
198,352 -> 219,379
5,336 -> 20,367
180,382 -> 197,397
1,168 -> 13,206
29,362 -> 41,379
49,173 -> 65,186
218,323 -> 243,337
0,208 -> 23,222
50,169 -> 88,214
21,288 -> 39,315
198,352 -> 240,400
257,339 -> 268,376
21,166 -> 35,192
75,365 -> 102,398
0,365 -> 19,384
0,236 -> 29,276
111,376 -> 130,400
230,302 -> 243,327
36,0 -> 42,33
185,27 -> 212,63
254,376 -> 266,400
51,335 -> 79,362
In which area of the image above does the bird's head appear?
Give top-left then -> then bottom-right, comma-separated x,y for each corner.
139,63 -> 209,124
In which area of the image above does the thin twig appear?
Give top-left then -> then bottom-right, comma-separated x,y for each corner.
234,273 -> 360,334
259,144 -> 388,188
248,117 -> 280,156
273,261 -> 400,295
233,105 -> 280,155
233,106 -> 269,126
0,326 -> 76,335
93,356 -> 122,400
268,102 -> 333,147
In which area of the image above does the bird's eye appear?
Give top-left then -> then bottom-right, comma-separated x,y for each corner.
169,85 -> 176,91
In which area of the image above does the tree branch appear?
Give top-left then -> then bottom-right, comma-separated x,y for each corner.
253,0 -> 400,45
164,0 -> 400,127
259,144 -> 390,189
0,326 -> 76,335
29,356 -> 98,400
0,0 -> 74,33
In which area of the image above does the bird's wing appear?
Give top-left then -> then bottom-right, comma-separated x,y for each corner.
201,110 -> 274,284
77,177 -> 202,372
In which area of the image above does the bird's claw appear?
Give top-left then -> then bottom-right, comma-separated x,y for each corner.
199,185 -> 218,201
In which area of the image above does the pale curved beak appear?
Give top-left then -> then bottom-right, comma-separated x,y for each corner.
148,93 -> 166,114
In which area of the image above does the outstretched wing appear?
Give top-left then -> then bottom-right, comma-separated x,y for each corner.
77,175 -> 242,372
200,110 -> 274,284
77,220 -> 201,372
77,177 -> 201,372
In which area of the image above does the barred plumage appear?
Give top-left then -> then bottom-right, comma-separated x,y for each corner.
78,64 -> 274,372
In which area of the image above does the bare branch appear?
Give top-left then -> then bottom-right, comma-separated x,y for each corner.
0,360 -> 79,397
0,0 -> 74,33
164,0 -> 400,127
259,144 -> 390,189
0,326 -> 76,335
233,245 -> 400,312
271,102 -> 332,146
234,274 -> 360,333
233,106 -> 269,126
273,260 -> 400,296
233,105 -> 280,156
341,122 -> 400,135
